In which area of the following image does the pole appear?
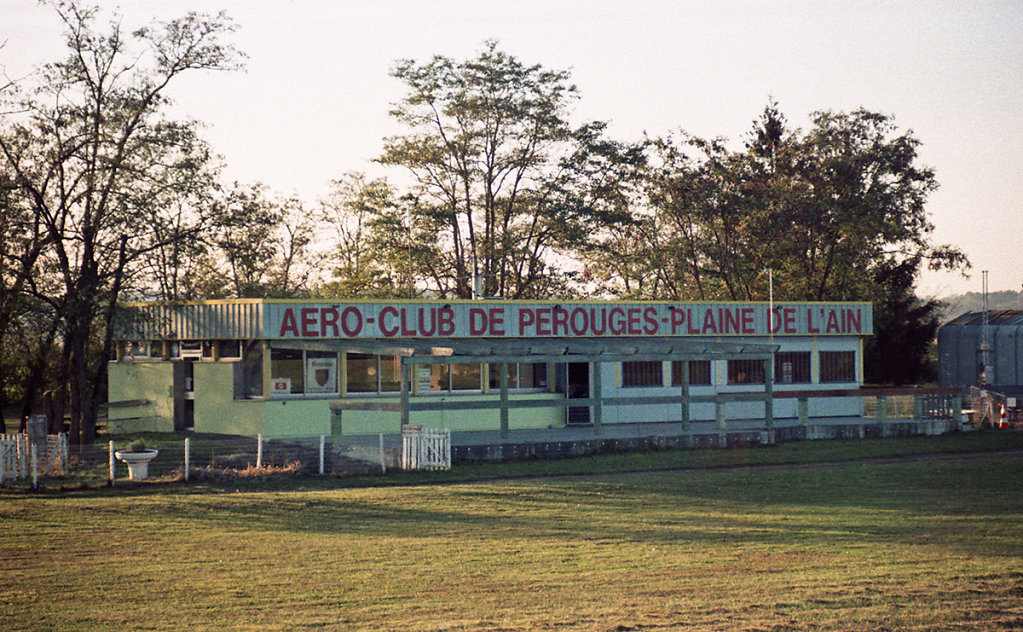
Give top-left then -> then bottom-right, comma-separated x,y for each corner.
256,434 -> 263,469
319,435 -> 325,475
184,437 -> 191,481
379,432 -> 386,474
108,440 -> 115,486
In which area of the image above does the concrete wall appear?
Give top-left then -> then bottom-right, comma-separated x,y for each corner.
335,392 -> 565,436
192,362 -> 267,436
107,362 -> 175,434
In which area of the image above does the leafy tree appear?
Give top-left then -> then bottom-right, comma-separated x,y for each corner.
318,173 -> 410,298
0,1 -> 242,443
378,41 -> 639,299
864,257 -> 943,384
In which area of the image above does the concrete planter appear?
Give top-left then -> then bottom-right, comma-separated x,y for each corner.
114,450 -> 159,480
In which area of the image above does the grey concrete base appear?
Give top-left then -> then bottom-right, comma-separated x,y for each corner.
447,417 -> 958,464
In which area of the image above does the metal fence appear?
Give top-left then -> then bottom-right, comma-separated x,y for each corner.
0,433 -> 407,490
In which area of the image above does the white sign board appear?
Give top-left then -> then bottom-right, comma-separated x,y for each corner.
271,377 -> 292,395
305,357 -> 338,394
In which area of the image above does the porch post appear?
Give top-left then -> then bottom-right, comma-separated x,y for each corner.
679,359 -> 690,431
499,362 -> 509,438
400,358 -> 410,429
764,354 -> 774,429
591,361 -> 602,436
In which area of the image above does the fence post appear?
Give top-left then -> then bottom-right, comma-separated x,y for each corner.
109,440 -> 115,485
318,435 -> 325,475
32,443 -> 38,490
256,434 -> 263,469
0,440 -> 5,486
184,437 -> 191,481
379,432 -> 386,474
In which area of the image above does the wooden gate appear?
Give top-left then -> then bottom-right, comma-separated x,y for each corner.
0,433 -> 69,483
401,426 -> 451,471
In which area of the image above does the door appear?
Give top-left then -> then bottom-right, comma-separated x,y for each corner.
566,362 -> 590,425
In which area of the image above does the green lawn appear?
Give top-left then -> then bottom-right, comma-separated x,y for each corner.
2,438 -> 1023,630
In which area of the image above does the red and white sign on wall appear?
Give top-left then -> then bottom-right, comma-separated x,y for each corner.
263,301 -> 872,340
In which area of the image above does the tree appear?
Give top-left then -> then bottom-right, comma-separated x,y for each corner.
584,102 -> 968,382
318,173 -> 410,298
0,1 -> 242,443
378,41 -> 639,299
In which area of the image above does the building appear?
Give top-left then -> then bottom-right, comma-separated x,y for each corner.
108,299 -> 872,438
938,310 -> 1023,394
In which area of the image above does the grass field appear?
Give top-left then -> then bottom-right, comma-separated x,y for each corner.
2,435 -> 1023,631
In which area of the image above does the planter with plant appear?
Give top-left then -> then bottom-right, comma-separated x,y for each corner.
114,439 -> 159,480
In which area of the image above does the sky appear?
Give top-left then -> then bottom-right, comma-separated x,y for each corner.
4,0 -> 1022,298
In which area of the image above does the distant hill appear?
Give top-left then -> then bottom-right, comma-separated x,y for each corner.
938,290 -> 1023,322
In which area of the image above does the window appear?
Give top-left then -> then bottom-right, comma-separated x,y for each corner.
489,363 -> 518,389
270,348 -> 304,394
622,361 -> 663,387
820,351 -> 856,383
775,352 -> 810,383
240,341 -> 262,398
728,359 -> 765,384
269,348 -> 340,396
347,354 -> 401,393
488,363 -> 548,390
671,360 -> 712,385
305,350 -> 338,394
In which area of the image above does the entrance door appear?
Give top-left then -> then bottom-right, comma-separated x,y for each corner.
566,362 -> 590,425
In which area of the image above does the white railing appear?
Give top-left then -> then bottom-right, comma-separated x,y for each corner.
401,426 -> 451,471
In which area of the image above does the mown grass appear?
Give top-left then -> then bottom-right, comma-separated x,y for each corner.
2,434 -> 1022,631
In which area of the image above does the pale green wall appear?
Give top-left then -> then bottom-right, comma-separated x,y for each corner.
112,360 -> 567,438
107,362 -> 175,434
335,392 -> 565,436
193,362 -> 266,436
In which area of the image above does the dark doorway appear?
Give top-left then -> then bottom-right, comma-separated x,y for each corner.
172,360 -> 196,431
566,362 -> 590,425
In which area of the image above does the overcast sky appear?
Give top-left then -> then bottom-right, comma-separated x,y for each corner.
5,0 -> 1022,298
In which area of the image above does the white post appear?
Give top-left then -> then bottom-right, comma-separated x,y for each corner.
318,435 -> 325,475
256,434 -> 263,469
32,443 -> 38,489
0,441 -> 5,486
60,432 -> 68,474
109,440 -> 115,485
379,432 -> 386,474
21,434 -> 28,479
184,437 -> 191,481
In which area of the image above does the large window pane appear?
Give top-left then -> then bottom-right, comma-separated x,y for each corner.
488,363 -> 518,390
380,355 -> 401,392
820,351 -> 856,382
727,359 -> 765,385
775,352 -> 811,384
451,363 -> 481,390
672,360 -> 712,385
622,361 -> 662,387
270,348 -> 304,394
346,353 -> 376,393
519,362 -> 548,389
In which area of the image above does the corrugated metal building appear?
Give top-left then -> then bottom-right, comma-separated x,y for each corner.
108,299 -> 872,438
938,310 -> 1023,390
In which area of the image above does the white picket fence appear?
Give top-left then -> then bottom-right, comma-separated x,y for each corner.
401,426 -> 451,471
0,432 -> 69,485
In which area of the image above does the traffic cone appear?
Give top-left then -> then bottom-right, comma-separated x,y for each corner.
998,404 -> 1009,429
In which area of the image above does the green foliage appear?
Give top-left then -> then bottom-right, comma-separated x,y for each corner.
378,41 -> 644,299
0,1 -> 243,442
